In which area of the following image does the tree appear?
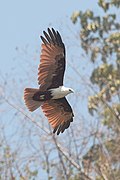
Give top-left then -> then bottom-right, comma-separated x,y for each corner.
0,0 -> 120,179
71,0 -> 120,179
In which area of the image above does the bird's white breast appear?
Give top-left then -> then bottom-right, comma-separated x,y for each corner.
50,86 -> 69,99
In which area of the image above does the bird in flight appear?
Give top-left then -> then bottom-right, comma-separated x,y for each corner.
24,28 -> 74,135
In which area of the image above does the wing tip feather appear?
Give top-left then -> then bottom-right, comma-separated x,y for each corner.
53,118 -> 73,135
40,27 -> 64,47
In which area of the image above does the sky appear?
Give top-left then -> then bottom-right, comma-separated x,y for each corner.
0,0 -> 98,74
0,0 -> 100,130
0,0 -> 99,179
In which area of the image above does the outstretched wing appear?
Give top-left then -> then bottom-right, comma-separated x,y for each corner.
38,28 -> 66,91
41,97 -> 74,135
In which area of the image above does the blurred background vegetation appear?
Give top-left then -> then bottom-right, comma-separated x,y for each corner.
0,0 -> 120,179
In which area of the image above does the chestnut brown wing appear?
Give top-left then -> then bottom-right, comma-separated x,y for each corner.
41,97 -> 74,135
38,28 -> 66,91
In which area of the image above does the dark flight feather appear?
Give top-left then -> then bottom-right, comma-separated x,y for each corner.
38,28 -> 66,90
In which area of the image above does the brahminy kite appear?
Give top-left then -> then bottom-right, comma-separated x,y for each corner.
24,28 -> 74,135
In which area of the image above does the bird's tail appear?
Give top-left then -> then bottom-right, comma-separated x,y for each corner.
24,88 -> 43,112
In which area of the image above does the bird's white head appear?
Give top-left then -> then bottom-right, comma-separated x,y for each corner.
68,88 -> 74,94
65,87 -> 74,95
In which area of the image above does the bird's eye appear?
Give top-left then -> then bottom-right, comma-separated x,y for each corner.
69,89 -> 72,92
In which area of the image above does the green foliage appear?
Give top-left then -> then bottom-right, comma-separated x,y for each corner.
71,1 -> 120,63
71,0 -> 120,114
72,0 -> 120,179
102,104 -> 120,129
98,0 -> 109,12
